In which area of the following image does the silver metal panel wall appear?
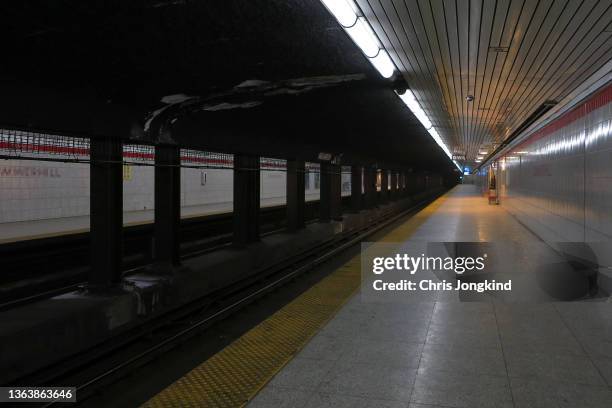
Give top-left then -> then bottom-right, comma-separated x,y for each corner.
495,82 -> 612,266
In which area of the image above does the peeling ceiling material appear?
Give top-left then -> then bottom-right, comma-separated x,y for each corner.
357,0 -> 612,164
144,74 -> 367,133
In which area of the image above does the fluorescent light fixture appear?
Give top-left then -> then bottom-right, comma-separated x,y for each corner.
398,92 -> 451,154
475,159 -> 482,163
397,90 -> 432,129
346,17 -> 379,57
320,0 -> 357,27
369,49 -> 395,78
319,0 -> 396,79
396,90 -> 461,171
479,151 -> 488,155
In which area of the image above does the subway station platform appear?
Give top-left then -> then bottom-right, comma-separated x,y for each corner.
4,2 -> 612,407
140,185 -> 612,408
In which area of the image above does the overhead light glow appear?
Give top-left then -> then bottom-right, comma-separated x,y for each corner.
369,49 -> 395,78
320,0 -> 357,27
319,0 -> 396,79
397,90 -> 432,129
345,17 -> 380,57
397,90 -> 460,170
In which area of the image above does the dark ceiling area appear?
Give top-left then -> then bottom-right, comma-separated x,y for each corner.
0,0 -> 455,172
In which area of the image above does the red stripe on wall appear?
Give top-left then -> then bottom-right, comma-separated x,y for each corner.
0,141 -> 291,168
0,141 -> 90,156
511,82 -> 612,153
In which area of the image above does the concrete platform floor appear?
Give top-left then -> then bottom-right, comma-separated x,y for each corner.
248,185 -> 612,408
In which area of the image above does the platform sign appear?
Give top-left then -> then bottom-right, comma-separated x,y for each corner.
123,164 -> 133,181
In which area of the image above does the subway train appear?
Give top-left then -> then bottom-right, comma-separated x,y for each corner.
0,139 -> 353,242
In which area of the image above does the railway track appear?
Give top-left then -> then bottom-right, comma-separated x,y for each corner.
9,191 -> 444,407
0,199 -> 340,309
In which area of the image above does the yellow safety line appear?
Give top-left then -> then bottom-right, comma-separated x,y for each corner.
142,191 -> 451,408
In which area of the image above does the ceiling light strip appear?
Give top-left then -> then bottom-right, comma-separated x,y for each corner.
321,0 -> 459,171
397,90 -> 462,171
320,0 -> 395,78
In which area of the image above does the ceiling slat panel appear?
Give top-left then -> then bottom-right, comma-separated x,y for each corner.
442,0 -> 465,151
358,0 -> 612,166
404,0 -> 455,131
484,0 -> 546,142
473,0 -> 496,156
475,0 -> 510,149
427,0 -> 463,148
417,0 -> 462,144
467,0 -> 484,156
499,0 -> 591,136
361,0 -> 448,133
480,0 -> 524,146
499,0 -> 569,130
386,0 -> 450,127
506,1 -> 612,132
456,0 -> 471,156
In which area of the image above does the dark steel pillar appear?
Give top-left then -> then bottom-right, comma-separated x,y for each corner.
350,165 -> 362,212
233,155 -> 260,246
331,164 -> 342,220
364,166 -> 376,209
286,159 -> 305,232
154,145 -> 181,272
89,135 -> 123,290
320,162 -> 331,222
380,169 -> 389,203
390,171 -> 397,200
320,162 -> 342,221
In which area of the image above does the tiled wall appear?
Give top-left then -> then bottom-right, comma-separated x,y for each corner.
0,156 -> 351,225
0,159 -> 89,223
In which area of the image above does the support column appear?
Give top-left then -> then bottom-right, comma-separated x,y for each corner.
154,144 -> 181,272
406,172 -> 416,194
320,162 -> 331,222
286,159 -> 305,232
233,155 -> 260,246
380,169 -> 389,203
364,166 -> 376,209
390,171 -> 397,200
350,165 -> 362,213
320,162 -> 342,221
89,135 -> 123,290
331,164 -> 342,220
